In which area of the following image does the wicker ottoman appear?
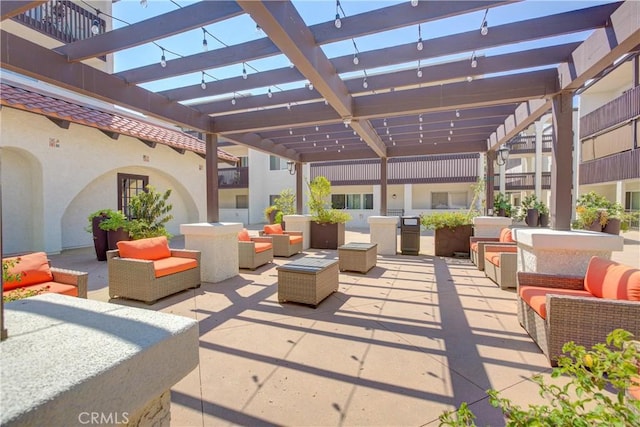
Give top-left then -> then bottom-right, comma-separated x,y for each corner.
338,242 -> 377,273
276,258 -> 339,307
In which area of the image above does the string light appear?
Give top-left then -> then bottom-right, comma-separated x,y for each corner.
334,0 -> 342,28
315,126 -> 319,131
450,121 -> 454,127
419,114 -> 423,123
202,29 -> 208,52
242,63 -> 248,80
200,72 -> 206,90
480,9 -> 489,36
140,0 -> 148,7
419,124 -> 423,131
160,48 -> 167,68
471,53 -> 478,68
286,103 -> 291,110
417,60 -> 423,78
466,76 -> 473,82
308,82 -> 314,91
90,9 -> 101,35
353,53 -> 359,65
411,0 -> 419,6
456,109 -> 461,118
302,135 -> 306,142
267,88 -> 273,98
448,136 -> 451,141
383,118 -> 388,127
362,77 -> 368,89
231,96 -> 236,105
416,24 -> 423,51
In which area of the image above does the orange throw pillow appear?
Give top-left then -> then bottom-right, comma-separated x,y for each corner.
264,224 -> 283,235
499,228 -> 515,243
584,256 -> 640,300
117,236 -> 171,260
238,228 -> 251,242
3,252 -> 53,290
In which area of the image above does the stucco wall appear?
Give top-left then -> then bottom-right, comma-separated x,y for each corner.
1,107 -> 207,254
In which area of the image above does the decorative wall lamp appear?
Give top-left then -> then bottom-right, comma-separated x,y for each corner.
496,145 -> 509,166
287,161 -> 296,175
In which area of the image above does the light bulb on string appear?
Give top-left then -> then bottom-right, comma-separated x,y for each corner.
419,114 -> 423,122
471,54 -> 478,69
417,68 -> 422,78
456,109 -> 460,118
231,96 -> 236,105
416,24 -> 423,51
362,78 -> 368,89
200,72 -> 206,90
242,64 -> 248,80
160,48 -> 167,68
411,0 -> 419,6
202,29 -> 208,52
481,20 -> 488,36
335,14 -> 342,28
267,88 -> 273,98
383,118 -> 387,127
140,0 -> 148,7
91,18 -> 100,35
353,54 -> 359,65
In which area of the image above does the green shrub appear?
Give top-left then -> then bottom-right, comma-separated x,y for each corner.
420,211 -> 473,230
306,176 -> 351,224
439,329 -> 640,426
127,186 -> 173,239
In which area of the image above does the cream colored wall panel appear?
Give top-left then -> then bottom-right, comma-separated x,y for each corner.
592,124 -> 633,159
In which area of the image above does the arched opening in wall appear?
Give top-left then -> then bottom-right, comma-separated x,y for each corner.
61,166 -> 200,250
1,148 -> 44,255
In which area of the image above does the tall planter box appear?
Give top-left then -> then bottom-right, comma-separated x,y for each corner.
310,222 -> 345,250
91,216 -> 109,261
434,224 -> 473,257
107,228 -> 131,250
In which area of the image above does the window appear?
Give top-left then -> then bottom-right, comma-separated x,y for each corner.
346,194 -> 361,209
269,155 -> 288,171
236,195 -> 248,209
117,173 -> 148,217
238,156 -> 249,167
331,193 -> 373,209
269,195 -> 279,205
431,192 -> 468,209
331,194 -> 345,209
363,194 -> 373,209
431,192 -> 449,209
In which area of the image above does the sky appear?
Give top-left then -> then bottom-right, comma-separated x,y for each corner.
108,0 -> 616,102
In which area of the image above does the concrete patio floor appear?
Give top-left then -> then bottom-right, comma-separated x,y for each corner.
47,228 -> 640,426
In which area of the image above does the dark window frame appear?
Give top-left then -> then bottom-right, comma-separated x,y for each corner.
117,173 -> 148,217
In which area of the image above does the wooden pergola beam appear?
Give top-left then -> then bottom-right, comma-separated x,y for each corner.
0,1 -> 45,20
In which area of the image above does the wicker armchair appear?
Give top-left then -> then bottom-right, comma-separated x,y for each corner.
517,258 -> 640,366
238,235 -> 274,270
49,267 -> 89,298
470,228 -> 516,271
260,224 -> 303,257
107,247 -> 201,304
483,244 -> 518,289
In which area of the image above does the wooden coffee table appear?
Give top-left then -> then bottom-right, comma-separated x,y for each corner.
276,258 -> 339,307
338,242 -> 377,273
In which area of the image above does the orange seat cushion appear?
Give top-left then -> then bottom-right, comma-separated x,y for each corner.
263,224 -> 284,235
630,376 -> 640,401
153,256 -> 198,278
117,236 -> 171,260
289,235 -> 303,244
3,252 -> 53,290
499,228 -> 515,243
3,282 -> 78,298
485,252 -> 502,267
238,228 -> 251,242
254,242 -> 272,254
584,256 -> 640,300
519,285 -> 595,319
470,242 -> 479,252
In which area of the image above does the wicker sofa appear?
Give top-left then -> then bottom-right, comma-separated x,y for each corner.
470,227 -> 516,271
107,236 -> 201,304
3,251 -> 88,299
238,228 -> 273,270
260,224 -> 303,257
483,244 -> 518,289
517,256 -> 640,366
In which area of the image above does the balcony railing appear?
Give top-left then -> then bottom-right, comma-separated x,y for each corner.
506,134 -> 553,153
218,167 -> 248,188
12,0 -> 106,46
493,172 -> 551,190
311,154 -> 479,185
579,148 -> 639,185
580,85 -> 640,139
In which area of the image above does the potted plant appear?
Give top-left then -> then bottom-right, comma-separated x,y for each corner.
306,176 -> 351,249
86,209 -> 119,260
97,210 -> 132,250
421,210 -> 477,257
263,205 -> 279,224
573,191 -> 623,232
127,185 -> 173,240
273,188 -> 296,226
536,199 -> 550,227
517,194 -> 544,227
493,192 -> 511,217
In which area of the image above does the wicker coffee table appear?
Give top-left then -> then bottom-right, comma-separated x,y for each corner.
338,242 -> 377,273
276,258 -> 339,307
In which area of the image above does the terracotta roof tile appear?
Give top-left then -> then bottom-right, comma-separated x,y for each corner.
0,83 -> 238,164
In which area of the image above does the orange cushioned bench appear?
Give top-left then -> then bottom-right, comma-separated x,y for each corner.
107,236 -> 200,304
517,256 -> 640,366
484,243 -> 518,289
3,251 -> 88,299
260,223 -> 303,257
